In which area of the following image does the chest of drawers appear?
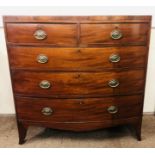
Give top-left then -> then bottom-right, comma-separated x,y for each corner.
3,16 -> 151,144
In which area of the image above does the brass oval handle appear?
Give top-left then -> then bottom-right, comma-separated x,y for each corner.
39,80 -> 51,89
111,29 -> 122,40
34,29 -> 47,40
109,54 -> 120,63
37,54 -> 48,64
42,107 -> 53,116
108,79 -> 119,88
107,106 -> 118,114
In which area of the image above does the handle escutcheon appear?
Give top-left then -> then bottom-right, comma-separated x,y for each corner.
39,80 -> 51,89
42,107 -> 53,116
107,106 -> 118,114
37,54 -> 48,64
111,29 -> 122,40
109,54 -> 120,63
34,29 -> 47,40
108,79 -> 119,88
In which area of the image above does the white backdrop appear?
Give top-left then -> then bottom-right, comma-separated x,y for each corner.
0,6 -> 155,114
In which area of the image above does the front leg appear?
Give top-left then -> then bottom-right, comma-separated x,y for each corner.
134,120 -> 142,141
17,121 -> 28,144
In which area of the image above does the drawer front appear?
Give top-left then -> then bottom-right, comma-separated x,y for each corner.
9,46 -> 147,70
80,23 -> 148,45
6,24 -> 77,46
15,95 -> 143,122
12,70 -> 145,97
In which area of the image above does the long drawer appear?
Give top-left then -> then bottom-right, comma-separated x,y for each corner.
15,95 -> 143,122
9,46 -> 147,70
12,70 -> 145,97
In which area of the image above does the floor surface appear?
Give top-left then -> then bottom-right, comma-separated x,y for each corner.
0,115 -> 155,148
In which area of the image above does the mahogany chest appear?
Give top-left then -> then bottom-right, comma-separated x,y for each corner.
3,16 -> 151,144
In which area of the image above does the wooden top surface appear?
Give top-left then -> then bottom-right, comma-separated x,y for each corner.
3,16 -> 152,23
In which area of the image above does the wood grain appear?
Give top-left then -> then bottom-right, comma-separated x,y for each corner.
3,15 -> 152,143
20,117 -> 140,132
3,16 -> 152,23
12,70 -> 145,97
8,46 -> 147,70
6,23 -> 77,46
15,95 -> 143,122
80,23 -> 149,46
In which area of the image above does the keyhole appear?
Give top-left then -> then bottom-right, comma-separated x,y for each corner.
75,74 -> 81,79
79,101 -> 83,105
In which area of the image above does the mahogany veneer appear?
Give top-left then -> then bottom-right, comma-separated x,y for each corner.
3,16 -> 151,144
9,46 -> 147,70
12,70 -> 145,97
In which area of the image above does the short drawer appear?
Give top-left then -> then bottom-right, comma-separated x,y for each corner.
9,46 -> 147,70
80,23 -> 148,46
15,95 -> 143,122
12,70 -> 145,97
6,23 -> 77,46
